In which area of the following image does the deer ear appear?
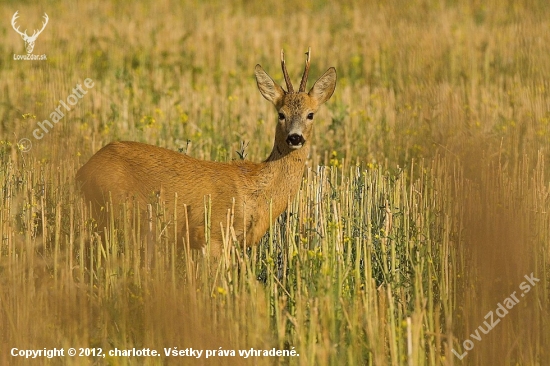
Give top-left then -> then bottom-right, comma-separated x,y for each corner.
308,67 -> 336,105
255,65 -> 285,107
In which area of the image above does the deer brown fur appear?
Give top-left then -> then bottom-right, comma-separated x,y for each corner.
76,48 -> 336,256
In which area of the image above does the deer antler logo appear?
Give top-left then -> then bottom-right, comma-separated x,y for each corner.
11,11 -> 49,54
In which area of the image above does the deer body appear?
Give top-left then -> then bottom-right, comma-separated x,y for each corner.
77,49 -> 336,255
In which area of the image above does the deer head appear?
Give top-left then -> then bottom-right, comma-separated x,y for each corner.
255,48 -> 337,157
11,11 -> 49,54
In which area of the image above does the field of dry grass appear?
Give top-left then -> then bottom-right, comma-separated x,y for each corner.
1,0 -> 549,364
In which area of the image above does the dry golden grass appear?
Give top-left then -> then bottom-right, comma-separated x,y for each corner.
1,0 -> 549,365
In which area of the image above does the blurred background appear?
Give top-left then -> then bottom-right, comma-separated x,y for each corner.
1,0 -> 549,364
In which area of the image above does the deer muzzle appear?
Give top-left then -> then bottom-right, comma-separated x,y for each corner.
286,133 -> 305,149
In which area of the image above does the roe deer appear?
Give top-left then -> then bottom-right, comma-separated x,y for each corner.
76,48 -> 336,256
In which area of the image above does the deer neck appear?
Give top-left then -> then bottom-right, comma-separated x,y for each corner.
259,139 -> 309,215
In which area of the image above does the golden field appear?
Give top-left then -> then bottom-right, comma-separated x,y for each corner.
1,0 -> 549,364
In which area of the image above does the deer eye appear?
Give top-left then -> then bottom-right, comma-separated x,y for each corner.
307,113 -> 314,120
278,113 -> 285,120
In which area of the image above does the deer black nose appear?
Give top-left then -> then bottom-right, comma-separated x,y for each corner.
286,134 -> 305,147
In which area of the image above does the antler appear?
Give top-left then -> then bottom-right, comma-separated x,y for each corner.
11,11 -> 27,38
30,13 -> 49,40
11,12 -> 48,41
280,49 -> 294,93
298,47 -> 311,93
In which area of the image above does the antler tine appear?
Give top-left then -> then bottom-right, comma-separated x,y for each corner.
11,11 -> 19,27
11,11 -> 27,37
33,13 -> 49,37
298,47 -> 311,93
280,49 -> 294,93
